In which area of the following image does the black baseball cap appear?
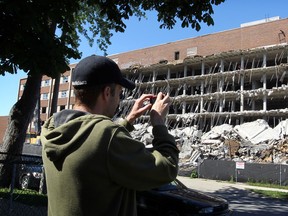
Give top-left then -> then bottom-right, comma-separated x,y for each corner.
72,55 -> 135,90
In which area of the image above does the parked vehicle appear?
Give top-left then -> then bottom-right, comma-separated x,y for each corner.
18,164 -> 43,190
137,178 -> 231,216
16,162 -> 230,215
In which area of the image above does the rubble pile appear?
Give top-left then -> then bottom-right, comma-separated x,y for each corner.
130,119 -> 288,168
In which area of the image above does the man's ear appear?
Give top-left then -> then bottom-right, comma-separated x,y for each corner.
102,86 -> 111,101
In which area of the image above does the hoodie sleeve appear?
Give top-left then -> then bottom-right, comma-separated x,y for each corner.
107,124 -> 179,191
117,118 -> 134,132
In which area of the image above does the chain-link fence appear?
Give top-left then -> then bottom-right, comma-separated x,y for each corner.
0,152 -> 47,216
198,159 -> 288,186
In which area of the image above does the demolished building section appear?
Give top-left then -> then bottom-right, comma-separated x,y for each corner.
121,44 -> 288,131
130,119 -> 288,166
119,44 -> 288,165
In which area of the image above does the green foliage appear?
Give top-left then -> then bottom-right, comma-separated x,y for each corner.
190,170 -> 198,178
142,0 -> 225,30
251,189 -> 288,200
0,0 -> 80,77
247,181 -> 288,190
0,0 -> 225,77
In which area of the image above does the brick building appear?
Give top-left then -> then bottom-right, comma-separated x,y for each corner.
18,16 -> 288,133
0,116 -> 8,144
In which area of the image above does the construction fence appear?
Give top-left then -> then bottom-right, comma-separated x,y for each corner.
197,159 -> 288,186
0,152 -> 47,216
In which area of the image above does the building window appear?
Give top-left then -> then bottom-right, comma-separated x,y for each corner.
41,107 -> 47,114
43,79 -> 50,87
174,51 -> 180,60
60,91 -> 67,98
60,105 -> 65,111
20,83 -> 26,91
62,76 -> 69,83
42,93 -> 48,100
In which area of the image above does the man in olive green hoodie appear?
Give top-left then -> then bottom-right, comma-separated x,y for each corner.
41,55 -> 179,216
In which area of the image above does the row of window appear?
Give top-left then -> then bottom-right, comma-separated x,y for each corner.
41,90 -> 73,100
41,105 -> 67,114
42,76 -> 69,87
20,76 -> 70,91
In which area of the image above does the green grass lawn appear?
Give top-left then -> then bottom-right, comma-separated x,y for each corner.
247,182 -> 288,190
246,181 -> 288,200
250,189 -> 288,200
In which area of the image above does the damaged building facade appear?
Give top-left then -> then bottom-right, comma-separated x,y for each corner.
119,44 -> 288,131
110,17 -> 288,131
111,17 -> 288,168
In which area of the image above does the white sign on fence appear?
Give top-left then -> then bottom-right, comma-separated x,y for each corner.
236,161 -> 245,169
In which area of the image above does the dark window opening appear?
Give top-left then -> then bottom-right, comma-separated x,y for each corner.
41,107 -> 46,114
174,51 -> 180,60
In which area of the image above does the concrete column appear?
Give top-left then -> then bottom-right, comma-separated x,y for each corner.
167,68 -> 171,94
191,68 -> 195,95
217,59 -> 225,125
219,59 -> 224,113
138,72 -> 142,84
263,53 -> 267,111
200,62 -> 205,113
166,68 -> 173,113
183,65 -> 187,95
231,65 -> 235,113
240,56 -> 244,124
182,65 -> 187,114
152,70 -> 156,94
251,59 -> 255,111
252,81 -> 256,110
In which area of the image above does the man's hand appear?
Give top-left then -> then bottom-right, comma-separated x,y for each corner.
150,92 -> 171,126
126,94 -> 154,124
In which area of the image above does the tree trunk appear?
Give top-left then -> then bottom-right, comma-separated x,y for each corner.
0,72 -> 42,187
34,96 -> 41,135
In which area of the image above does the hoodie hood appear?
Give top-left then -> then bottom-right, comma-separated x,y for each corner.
41,110 -> 110,162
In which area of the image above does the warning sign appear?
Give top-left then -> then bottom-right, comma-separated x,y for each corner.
236,161 -> 245,169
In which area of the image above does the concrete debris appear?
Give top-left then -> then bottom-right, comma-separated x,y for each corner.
233,119 -> 279,144
130,119 -> 288,167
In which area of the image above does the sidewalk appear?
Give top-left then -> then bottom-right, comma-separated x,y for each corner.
177,176 -> 288,193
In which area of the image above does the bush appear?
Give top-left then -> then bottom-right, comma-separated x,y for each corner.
190,170 -> 198,178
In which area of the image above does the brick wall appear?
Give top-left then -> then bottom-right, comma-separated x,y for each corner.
109,18 -> 288,69
0,116 -> 9,144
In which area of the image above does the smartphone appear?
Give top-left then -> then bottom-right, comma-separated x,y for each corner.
150,97 -> 156,104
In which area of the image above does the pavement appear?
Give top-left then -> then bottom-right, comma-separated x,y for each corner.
177,176 -> 288,216
177,176 -> 288,193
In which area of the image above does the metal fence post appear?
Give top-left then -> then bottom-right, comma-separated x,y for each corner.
9,163 -> 17,215
235,165 -> 237,183
280,163 -> 282,187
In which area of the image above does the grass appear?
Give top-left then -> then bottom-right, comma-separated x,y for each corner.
245,181 -> 288,200
247,181 -> 288,190
250,189 -> 288,200
0,187 -> 47,206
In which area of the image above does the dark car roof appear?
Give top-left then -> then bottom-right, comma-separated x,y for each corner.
146,179 -> 228,207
